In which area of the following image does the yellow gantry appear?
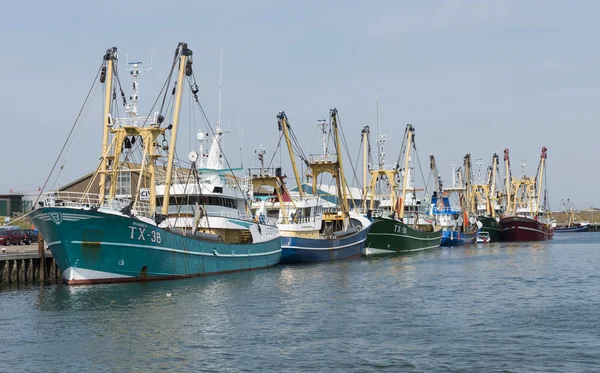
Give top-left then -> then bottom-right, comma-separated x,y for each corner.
278,112 -> 304,197
88,43 -> 192,216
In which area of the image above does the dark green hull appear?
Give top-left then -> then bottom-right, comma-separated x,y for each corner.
364,216 -> 442,255
477,215 -> 502,242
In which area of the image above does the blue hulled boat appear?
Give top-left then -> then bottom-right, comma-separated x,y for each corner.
554,224 -> 590,233
250,110 -> 371,264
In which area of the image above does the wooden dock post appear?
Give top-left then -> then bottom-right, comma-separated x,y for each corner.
38,233 -> 45,281
10,260 -> 17,283
18,260 -> 25,283
27,259 -> 33,282
2,261 -> 8,283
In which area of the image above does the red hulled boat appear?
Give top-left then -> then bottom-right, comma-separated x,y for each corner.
500,216 -> 554,241
500,147 -> 553,242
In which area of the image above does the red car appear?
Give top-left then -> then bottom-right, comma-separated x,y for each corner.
0,227 -> 23,245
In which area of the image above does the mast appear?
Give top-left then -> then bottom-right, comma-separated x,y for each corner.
375,96 -> 382,166
278,111 -> 304,197
535,146 -> 547,216
463,153 -> 472,228
490,153 -> 498,217
399,124 -> 414,219
161,43 -> 193,215
330,108 -> 349,215
318,119 -> 329,158
218,47 -> 223,129
430,154 -> 441,197
504,149 -> 511,214
99,47 -> 117,202
362,126 -> 369,208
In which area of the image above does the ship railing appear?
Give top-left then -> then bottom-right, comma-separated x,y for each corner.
204,210 -> 279,224
114,113 -> 159,128
309,154 -> 338,164
277,215 -> 319,224
432,207 -> 461,214
39,192 -> 153,217
248,167 -> 283,180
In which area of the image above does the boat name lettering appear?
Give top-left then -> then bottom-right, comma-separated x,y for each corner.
128,226 -> 161,243
394,224 -> 407,234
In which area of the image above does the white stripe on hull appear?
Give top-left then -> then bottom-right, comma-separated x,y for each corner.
63,267 -> 133,282
364,244 -> 440,256
282,238 -> 366,251
368,233 -> 441,241
70,241 -> 281,258
502,226 -> 552,236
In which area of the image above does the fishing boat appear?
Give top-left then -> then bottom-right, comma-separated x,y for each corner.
250,110 -> 371,263
553,199 -> 590,233
472,153 -> 503,242
430,155 -> 477,246
361,124 -> 442,255
500,147 -> 554,242
30,43 -> 281,284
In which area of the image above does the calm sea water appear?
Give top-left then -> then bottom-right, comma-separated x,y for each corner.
1,233 -> 600,372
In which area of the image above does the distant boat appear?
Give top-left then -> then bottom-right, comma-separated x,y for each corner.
554,224 -> 589,233
554,199 -> 590,233
499,147 -> 554,242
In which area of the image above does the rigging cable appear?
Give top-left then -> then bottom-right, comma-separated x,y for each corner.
186,73 -> 256,217
34,64 -> 103,209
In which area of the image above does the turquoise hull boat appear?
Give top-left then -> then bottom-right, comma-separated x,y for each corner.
31,207 -> 281,284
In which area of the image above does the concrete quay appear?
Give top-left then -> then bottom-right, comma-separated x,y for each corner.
0,242 -> 61,284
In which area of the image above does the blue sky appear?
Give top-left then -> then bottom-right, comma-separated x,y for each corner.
2,0 -> 599,210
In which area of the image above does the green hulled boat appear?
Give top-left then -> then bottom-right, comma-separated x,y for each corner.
365,216 -> 442,254
471,153 -> 503,243
360,124 -> 442,255
477,215 -> 502,242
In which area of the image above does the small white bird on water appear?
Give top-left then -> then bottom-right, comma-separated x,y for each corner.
166,293 -> 172,297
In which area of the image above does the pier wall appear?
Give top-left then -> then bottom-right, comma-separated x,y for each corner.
0,241 -> 61,284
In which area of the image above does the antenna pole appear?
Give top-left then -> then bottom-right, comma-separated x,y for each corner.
218,46 -> 223,128
376,96 -> 380,164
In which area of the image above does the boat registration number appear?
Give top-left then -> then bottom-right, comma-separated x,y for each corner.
129,226 -> 162,243
394,225 -> 407,234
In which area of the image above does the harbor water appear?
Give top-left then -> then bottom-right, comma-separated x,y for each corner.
1,233 -> 600,372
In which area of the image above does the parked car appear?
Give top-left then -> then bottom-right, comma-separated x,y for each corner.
22,229 -> 39,244
0,227 -> 23,246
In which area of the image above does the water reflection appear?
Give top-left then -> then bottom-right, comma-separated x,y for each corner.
2,234 -> 600,372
